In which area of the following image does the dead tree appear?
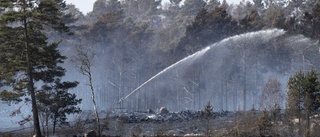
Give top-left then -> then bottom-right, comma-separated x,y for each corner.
72,45 -> 101,137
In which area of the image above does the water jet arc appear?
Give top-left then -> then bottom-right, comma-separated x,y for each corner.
118,46 -> 211,103
119,29 -> 286,103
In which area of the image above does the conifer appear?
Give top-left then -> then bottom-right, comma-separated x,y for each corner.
0,1 -> 71,136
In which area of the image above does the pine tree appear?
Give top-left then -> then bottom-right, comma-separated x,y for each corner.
258,110 -> 272,136
0,0 -> 70,136
202,101 -> 214,136
203,101 -> 213,118
286,71 -> 304,121
286,69 -> 320,136
286,71 -> 304,136
37,78 -> 81,136
302,69 -> 320,137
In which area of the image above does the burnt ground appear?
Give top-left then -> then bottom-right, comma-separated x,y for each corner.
4,109 -> 314,137
66,110 -> 235,137
4,110 -> 235,137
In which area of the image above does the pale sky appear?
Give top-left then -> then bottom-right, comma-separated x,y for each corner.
65,0 -> 243,15
65,0 -> 96,14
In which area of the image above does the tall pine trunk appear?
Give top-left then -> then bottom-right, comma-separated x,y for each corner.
23,8 -> 42,137
46,113 -> 49,137
53,114 -> 57,135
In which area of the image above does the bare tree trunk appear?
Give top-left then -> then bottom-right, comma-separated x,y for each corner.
72,44 -> 101,137
89,72 -> 101,137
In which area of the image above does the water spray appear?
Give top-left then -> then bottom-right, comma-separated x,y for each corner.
118,46 -> 211,103
118,29 -> 286,103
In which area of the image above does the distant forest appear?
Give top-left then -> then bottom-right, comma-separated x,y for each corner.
64,0 -> 320,61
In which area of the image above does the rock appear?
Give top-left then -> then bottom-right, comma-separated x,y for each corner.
84,130 -> 97,137
159,107 -> 169,115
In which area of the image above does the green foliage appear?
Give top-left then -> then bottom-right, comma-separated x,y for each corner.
263,4 -> 285,28
0,0 -> 70,101
0,0 -> 74,136
286,69 -> 320,136
239,9 -> 263,31
203,101 -> 213,118
258,110 -> 272,136
0,90 -> 23,105
177,6 -> 238,57
286,69 -> 320,117
37,78 -> 81,134
287,71 -> 304,117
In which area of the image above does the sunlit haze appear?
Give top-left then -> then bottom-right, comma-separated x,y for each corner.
64,0 -> 244,15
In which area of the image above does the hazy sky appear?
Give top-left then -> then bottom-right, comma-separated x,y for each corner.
65,0 -> 243,15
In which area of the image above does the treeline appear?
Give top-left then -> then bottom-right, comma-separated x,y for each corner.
67,0 -> 320,62
62,0 -> 320,82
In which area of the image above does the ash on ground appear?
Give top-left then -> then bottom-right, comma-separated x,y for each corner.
80,109 -> 234,137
